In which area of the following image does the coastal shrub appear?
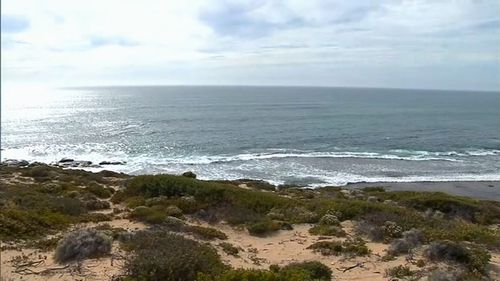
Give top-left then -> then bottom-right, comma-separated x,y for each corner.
125,174 -> 291,214
309,225 -> 346,237
86,183 -> 114,199
318,214 -> 340,225
219,242 -> 239,256
185,225 -> 228,240
247,220 -> 282,236
110,190 -> 127,204
124,196 -> 147,208
22,165 -> 53,179
423,221 -> 499,249
424,240 -> 491,273
267,206 -> 318,224
388,228 -> 424,255
426,270 -> 461,281
130,206 -> 167,224
8,188 -> 85,216
165,205 -> 183,217
0,208 -> 72,239
39,183 -> 64,194
27,235 -> 62,251
356,220 -> 405,243
373,191 -> 500,224
307,237 -> 370,257
198,269 -> 307,281
93,224 -> 128,240
198,261 -> 331,281
83,198 -> 111,210
54,229 -> 112,263
78,213 -> 113,223
123,231 -> 226,281
145,196 -> 199,213
385,265 -> 416,279
280,261 -> 332,280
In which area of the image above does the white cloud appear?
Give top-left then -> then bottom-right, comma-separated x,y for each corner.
1,0 -> 499,90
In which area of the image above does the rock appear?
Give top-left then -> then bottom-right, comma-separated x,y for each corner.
182,171 -> 197,179
58,158 -> 74,163
99,161 -> 126,165
367,196 -> 378,203
3,159 -> 29,167
57,160 -> 93,168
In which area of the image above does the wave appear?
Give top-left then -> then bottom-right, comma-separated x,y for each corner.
162,150 -> 494,165
2,146 -> 500,166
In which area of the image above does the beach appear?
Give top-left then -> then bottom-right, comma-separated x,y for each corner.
346,181 -> 500,201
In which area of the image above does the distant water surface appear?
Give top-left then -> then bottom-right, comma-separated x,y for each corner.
2,86 -> 500,186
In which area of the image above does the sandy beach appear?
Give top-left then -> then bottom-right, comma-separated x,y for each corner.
346,181 -> 500,201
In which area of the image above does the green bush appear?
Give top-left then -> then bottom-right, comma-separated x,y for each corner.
78,213 -> 113,223
185,225 -> 228,240
424,240 -> 491,273
307,237 -> 370,256
219,242 -> 239,256
374,191 -> 500,224
385,265 -> 415,279
22,165 -> 53,179
309,225 -> 346,237
423,222 -> 499,249
280,261 -> 332,280
55,229 -> 112,263
123,231 -> 226,281
247,220 -> 282,236
0,208 -> 72,239
86,183 -> 114,199
124,196 -> 147,208
198,261 -> 331,281
129,206 -> 167,224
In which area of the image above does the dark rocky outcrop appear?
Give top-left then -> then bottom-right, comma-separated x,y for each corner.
99,161 -> 126,165
182,171 -> 197,179
2,159 -> 29,167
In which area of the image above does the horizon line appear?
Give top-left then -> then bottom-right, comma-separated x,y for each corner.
60,84 -> 500,93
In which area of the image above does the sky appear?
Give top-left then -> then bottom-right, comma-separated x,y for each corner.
1,0 -> 500,91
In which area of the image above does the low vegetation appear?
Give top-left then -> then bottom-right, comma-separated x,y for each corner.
385,265 -> 416,279
198,261 -> 332,281
219,242 -> 240,256
122,230 -> 227,281
307,237 -> 370,257
54,228 -> 112,263
424,240 -> 491,273
1,165 -> 499,280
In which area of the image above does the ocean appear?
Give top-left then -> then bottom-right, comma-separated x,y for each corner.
2,86 -> 500,187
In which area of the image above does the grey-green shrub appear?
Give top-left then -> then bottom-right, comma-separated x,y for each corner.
54,229 -> 112,263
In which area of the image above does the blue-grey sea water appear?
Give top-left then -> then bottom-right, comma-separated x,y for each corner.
2,86 -> 500,186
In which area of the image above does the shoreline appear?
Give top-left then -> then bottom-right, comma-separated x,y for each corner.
2,159 -> 499,200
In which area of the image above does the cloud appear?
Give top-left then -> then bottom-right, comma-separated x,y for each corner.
1,0 -> 499,91
89,36 -> 139,48
199,1 -> 303,38
1,14 -> 30,33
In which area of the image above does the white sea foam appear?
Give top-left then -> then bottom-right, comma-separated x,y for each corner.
2,145 -> 500,187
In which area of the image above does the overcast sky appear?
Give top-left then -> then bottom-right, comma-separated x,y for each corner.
1,0 -> 499,90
